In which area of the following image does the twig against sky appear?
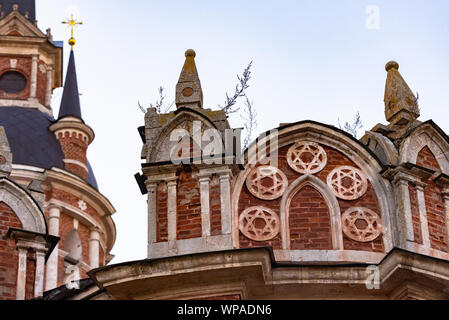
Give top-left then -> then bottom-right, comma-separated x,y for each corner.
241,94 -> 257,149
219,62 -> 253,116
338,111 -> 364,138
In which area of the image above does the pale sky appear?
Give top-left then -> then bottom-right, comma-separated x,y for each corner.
35,0 -> 449,263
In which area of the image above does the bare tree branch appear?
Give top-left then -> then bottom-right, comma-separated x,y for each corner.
338,111 -> 363,138
219,62 -> 253,116
138,87 -> 175,114
241,94 -> 257,149
138,101 -> 146,114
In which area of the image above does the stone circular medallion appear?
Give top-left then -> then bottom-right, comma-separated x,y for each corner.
182,87 -> 194,97
342,207 -> 382,242
239,206 -> 280,242
327,166 -> 368,200
287,142 -> 327,175
246,166 -> 288,200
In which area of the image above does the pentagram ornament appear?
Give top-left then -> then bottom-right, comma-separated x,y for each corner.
287,142 -> 327,174
342,207 -> 382,242
327,166 -> 368,200
246,166 -> 288,200
239,206 -> 281,241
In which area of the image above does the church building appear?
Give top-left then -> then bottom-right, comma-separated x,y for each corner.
1,0 -> 449,300
0,0 -> 115,300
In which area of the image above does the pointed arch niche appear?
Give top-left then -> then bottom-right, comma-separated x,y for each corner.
280,175 -> 344,251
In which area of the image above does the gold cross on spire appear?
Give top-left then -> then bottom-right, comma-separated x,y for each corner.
62,14 -> 83,50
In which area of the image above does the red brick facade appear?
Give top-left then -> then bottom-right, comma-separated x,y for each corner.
157,183 -> 168,242
177,171 -> 202,240
415,147 -> 448,252
56,131 -> 89,181
44,188 -> 106,287
0,55 -> 31,101
156,172 -> 224,243
0,202 -> 22,300
289,186 -> 332,250
238,144 -> 384,253
0,55 -> 48,106
210,176 -> 222,236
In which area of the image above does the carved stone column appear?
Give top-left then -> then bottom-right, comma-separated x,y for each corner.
89,228 -> 101,269
34,250 -> 46,298
146,181 -> 158,246
45,65 -> 54,107
167,178 -> 178,252
442,190 -> 449,251
393,175 -> 415,244
415,183 -> 430,248
218,170 -> 232,235
30,55 -> 39,99
45,205 -> 61,291
16,246 -> 28,300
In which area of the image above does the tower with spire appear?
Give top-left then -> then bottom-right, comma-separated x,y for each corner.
50,33 -> 94,181
0,0 -> 116,300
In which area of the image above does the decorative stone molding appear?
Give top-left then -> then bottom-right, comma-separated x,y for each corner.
0,178 -> 46,234
49,117 -> 95,146
327,166 -> 368,200
399,125 -> 449,175
246,166 -> 288,201
0,126 -> 12,178
232,121 -> 394,252
239,206 -> 280,242
287,141 -> 327,174
342,207 -> 383,242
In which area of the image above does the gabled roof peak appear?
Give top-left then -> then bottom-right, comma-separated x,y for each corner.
0,0 -> 35,22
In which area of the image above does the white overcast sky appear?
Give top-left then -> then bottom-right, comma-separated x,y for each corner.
35,0 -> 449,263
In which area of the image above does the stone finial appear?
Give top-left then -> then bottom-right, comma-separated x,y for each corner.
384,61 -> 420,125
46,28 -> 53,42
175,49 -> 203,109
0,126 -> 12,178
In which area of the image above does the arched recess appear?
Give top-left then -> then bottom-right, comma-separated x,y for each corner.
148,109 -> 223,163
232,121 -> 393,253
64,229 -> 83,262
0,178 -> 46,234
399,122 -> 449,174
280,175 -> 343,250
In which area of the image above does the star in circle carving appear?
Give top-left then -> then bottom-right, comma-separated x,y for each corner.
246,166 -> 288,200
327,166 -> 368,200
239,206 -> 281,241
342,207 -> 382,242
287,142 -> 327,175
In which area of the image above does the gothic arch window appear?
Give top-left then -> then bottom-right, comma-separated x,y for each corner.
280,175 -> 344,250
400,125 -> 449,174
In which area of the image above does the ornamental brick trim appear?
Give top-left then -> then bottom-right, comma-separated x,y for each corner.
327,166 -> 368,200
239,206 -> 280,242
287,142 -> 327,174
342,207 -> 382,243
245,166 -> 288,201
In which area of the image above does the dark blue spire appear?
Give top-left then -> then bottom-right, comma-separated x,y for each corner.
0,0 -> 35,21
58,50 -> 82,120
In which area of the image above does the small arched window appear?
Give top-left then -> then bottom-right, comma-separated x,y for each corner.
0,71 -> 27,93
64,229 -> 82,263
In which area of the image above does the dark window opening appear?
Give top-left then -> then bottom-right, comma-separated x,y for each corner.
0,71 -> 27,94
